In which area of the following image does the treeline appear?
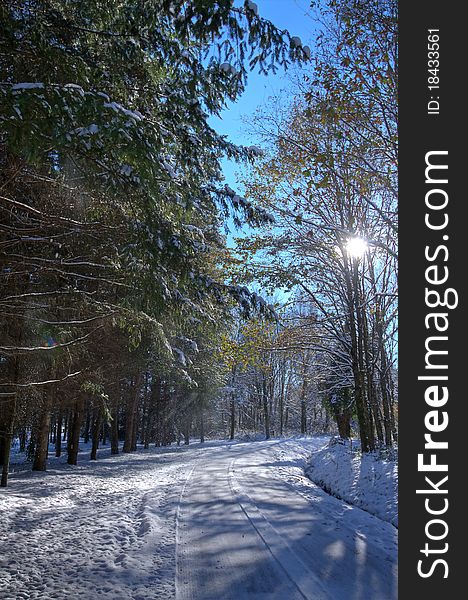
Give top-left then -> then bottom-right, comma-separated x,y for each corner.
14,312 -> 334,470
0,0 -> 309,486
15,365 -> 217,469
218,313 -> 331,441
9,309 -> 336,473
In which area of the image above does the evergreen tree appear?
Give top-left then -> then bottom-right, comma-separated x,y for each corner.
0,0 -> 308,484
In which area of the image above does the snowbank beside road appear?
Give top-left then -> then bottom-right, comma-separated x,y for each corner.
305,438 -> 398,527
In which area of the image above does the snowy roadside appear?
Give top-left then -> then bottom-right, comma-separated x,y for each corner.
304,438 -> 398,527
0,441 -> 222,600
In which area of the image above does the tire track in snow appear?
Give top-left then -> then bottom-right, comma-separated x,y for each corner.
175,439 -> 396,600
175,450 -> 305,600
175,463 -> 197,600
227,459 -> 331,600
231,440 -> 398,600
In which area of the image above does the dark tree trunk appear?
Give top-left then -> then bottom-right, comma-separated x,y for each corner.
229,365 -> 236,441
356,276 -> 384,445
63,412 -> 68,441
152,377 -> 162,447
368,258 -> 395,448
101,421 -> 107,446
1,356 -> 20,487
0,280 -> 23,487
362,305 -> 383,445
123,373 -> 142,453
143,389 -> 155,449
90,405 -> 102,460
199,408 -> 205,444
0,437 -> 6,479
33,383 -> 54,471
229,397 -> 235,441
301,400 -> 307,435
279,373 -> 285,436
67,397 -> 84,465
110,397 -> 120,455
50,419 -> 56,445
131,414 -> 138,451
300,377 -> 307,436
139,371 -> 150,446
183,418 -> 190,445
380,348 -> 394,447
55,413 -> 63,457
335,411 -> 351,439
346,260 -> 375,452
83,408 -> 91,444
262,374 -> 270,440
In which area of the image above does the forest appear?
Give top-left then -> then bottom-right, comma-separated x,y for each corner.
0,0 -> 397,488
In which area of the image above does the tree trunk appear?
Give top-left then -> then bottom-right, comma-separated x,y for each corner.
83,407 -> 91,444
335,410 -> 351,439
123,373 -> 142,453
101,421 -> 108,446
55,413 -> 63,457
131,414 -> 138,451
346,259 -> 374,452
279,372 -> 285,436
0,352 -> 21,487
63,412 -> 68,441
139,371 -> 150,446
32,382 -> 55,471
229,365 -> 237,440
262,373 -> 270,440
0,398 -> 16,488
143,408 -> 153,449
183,417 -> 190,445
67,396 -> 85,465
379,346 -> 394,447
361,302 -> 383,445
110,396 -> 120,455
300,377 -> 307,436
27,428 -> 36,462
90,405 -> 102,460
50,419 -> 56,445
152,377 -> 162,447
368,257 -> 395,448
229,397 -> 235,441
199,408 -> 205,444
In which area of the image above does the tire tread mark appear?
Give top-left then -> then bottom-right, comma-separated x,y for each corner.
228,458 -> 332,600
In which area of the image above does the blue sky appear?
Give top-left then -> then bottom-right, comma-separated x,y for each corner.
210,0 -> 317,244
210,0 -> 316,246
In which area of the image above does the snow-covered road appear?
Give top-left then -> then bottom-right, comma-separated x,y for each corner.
0,438 -> 397,600
176,439 -> 397,600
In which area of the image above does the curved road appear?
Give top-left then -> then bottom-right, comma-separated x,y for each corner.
175,439 -> 397,600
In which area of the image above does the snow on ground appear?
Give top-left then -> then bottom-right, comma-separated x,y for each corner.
305,438 -> 398,527
0,437 -> 397,600
0,441 -> 210,600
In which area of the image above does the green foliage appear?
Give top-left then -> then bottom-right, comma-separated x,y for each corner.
0,0 -> 308,392
1,0 -> 308,320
